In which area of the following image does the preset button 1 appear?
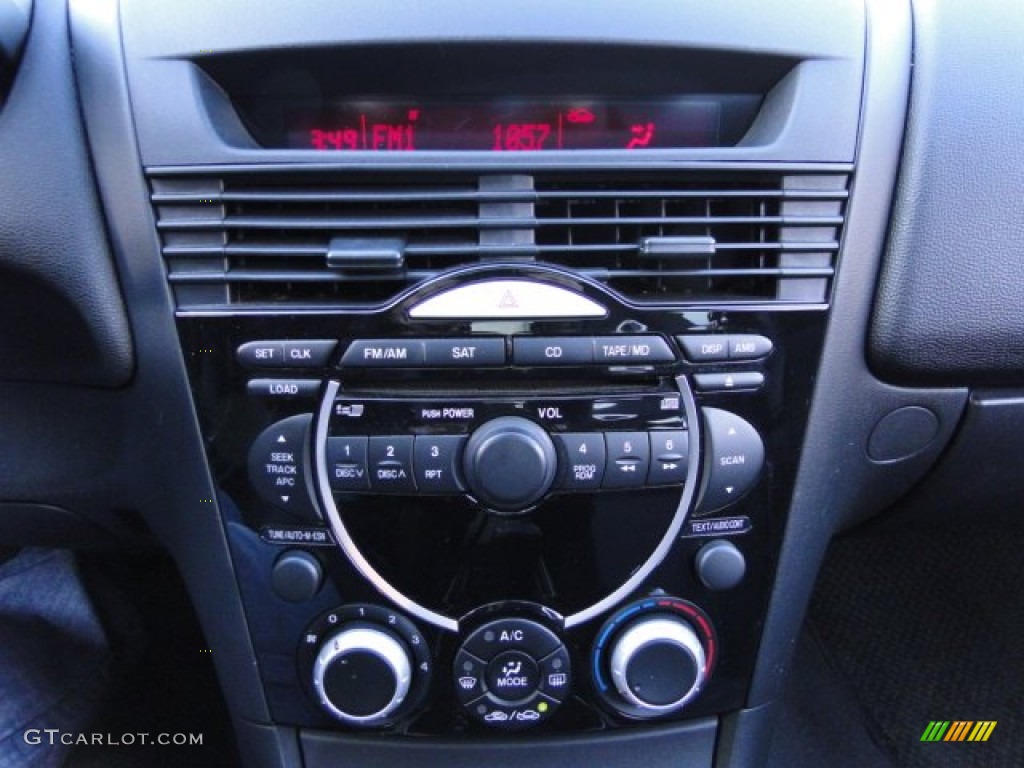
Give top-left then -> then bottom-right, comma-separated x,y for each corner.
326,436 -> 370,491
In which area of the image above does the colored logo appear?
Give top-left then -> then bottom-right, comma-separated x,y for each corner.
921,721 -> 997,742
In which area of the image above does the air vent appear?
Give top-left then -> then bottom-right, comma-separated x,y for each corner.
149,169 -> 847,311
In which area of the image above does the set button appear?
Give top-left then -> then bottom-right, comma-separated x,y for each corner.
237,340 -> 338,368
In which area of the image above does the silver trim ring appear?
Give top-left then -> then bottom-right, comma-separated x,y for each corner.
315,381 -> 459,632
315,375 -> 700,633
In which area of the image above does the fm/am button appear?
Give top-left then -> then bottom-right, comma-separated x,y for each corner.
340,340 -> 425,368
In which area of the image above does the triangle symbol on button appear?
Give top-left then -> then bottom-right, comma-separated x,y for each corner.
724,375 -> 735,388
281,495 -> 290,503
276,435 -> 287,443
725,486 -> 734,494
498,289 -> 519,309
727,427 -> 737,436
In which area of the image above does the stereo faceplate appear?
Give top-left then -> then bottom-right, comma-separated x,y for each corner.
177,264 -> 824,735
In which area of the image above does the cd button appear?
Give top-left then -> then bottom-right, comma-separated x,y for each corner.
422,338 -> 506,367
513,337 -> 594,366
368,436 -> 416,492
603,432 -> 651,489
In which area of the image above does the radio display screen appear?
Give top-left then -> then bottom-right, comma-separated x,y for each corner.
279,98 -> 750,152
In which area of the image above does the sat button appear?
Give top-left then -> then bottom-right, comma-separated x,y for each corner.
422,338 -> 506,367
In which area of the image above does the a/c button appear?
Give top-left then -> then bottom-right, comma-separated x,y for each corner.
513,337 -> 594,366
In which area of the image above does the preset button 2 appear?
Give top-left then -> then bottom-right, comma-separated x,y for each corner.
368,436 -> 416,492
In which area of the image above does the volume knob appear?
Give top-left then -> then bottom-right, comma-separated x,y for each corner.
462,417 -> 557,512
312,626 -> 412,725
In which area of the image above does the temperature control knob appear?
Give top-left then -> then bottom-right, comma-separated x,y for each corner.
462,417 -> 557,512
592,598 -> 715,719
313,625 -> 413,725
609,616 -> 706,715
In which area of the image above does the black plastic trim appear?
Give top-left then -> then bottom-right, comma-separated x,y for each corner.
746,0 -> 967,718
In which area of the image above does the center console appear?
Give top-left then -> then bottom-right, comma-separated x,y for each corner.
183,258 -> 819,737
68,0 -> 921,764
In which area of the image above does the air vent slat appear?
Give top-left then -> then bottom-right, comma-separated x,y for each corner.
149,169 -> 848,310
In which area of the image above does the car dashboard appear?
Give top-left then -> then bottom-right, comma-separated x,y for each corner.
2,0 -> 1023,766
